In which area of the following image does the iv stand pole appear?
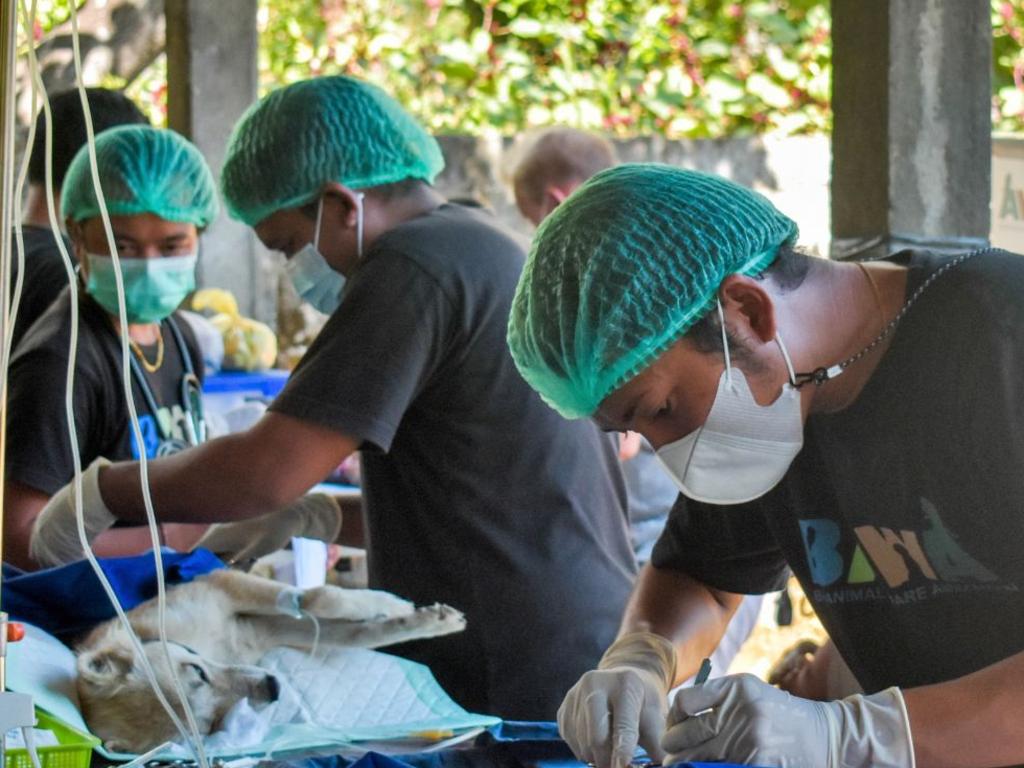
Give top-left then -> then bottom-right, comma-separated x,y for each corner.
0,0 -> 19,690
0,7 -> 36,759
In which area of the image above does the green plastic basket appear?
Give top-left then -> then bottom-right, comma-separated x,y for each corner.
5,710 -> 100,768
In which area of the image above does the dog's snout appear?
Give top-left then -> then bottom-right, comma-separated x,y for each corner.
265,674 -> 280,702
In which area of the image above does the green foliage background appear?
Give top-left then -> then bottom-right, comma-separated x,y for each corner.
259,0 -> 831,137
26,0 -> 1024,136
994,1 -> 1024,132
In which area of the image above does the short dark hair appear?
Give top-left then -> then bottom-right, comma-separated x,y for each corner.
28,88 -> 148,187
298,178 -> 428,219
366,177 -> 428,202
687,244 -> 815,355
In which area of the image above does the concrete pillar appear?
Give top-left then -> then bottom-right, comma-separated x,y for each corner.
831,0 -> 991,255
165,0 -> 276,324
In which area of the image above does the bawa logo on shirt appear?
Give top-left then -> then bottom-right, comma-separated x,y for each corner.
800,498 -> 1016,607
128,404 -> 191,460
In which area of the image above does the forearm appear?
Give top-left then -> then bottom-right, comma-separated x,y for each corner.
98,413 -> 357,524
904,649 -> 1024,768
90,523 -> 209,556
100,432 -> 282,524
619,563 -> 742,685
4,480 -> 48,570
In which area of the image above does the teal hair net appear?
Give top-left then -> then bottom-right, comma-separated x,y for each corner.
507,163 -> 799,419
220,76 -> 445,227
61,125 -> 218,227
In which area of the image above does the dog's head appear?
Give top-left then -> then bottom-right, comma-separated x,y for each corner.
77,639 -> 279,754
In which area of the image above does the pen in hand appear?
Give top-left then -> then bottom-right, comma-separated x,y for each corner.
694,657 -> 712,686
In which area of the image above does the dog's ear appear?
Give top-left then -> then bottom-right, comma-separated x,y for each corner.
77,647 -> 133,690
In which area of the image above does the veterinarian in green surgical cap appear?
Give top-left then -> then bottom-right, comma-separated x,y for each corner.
33,76 -> 637,722
508,162 -> 1024,768
6,125 -> 217,566
10,122 -> 342,571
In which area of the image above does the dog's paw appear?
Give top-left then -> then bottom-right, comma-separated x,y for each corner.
403,603 -> 467,637
301,586 -> 415,621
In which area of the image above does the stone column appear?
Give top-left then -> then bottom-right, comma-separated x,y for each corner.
831,0 -> 991,256
165,0 -> 276,323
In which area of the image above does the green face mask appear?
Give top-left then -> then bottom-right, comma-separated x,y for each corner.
85,253 -> 197,323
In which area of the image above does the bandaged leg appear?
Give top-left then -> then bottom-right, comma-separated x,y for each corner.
200,570 -> 415,622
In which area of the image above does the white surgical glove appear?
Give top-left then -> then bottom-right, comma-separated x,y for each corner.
30,458 -> 117,568
192,493 -> 342,564
557,632 -> 677,768
661,673 -> 914,768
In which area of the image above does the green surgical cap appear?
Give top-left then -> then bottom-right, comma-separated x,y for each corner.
61,125 -> 218,227
507,163 -> 799,419
220,76 -> 445,227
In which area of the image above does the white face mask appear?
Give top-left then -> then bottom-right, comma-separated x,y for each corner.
655,301 -> 804,505
285,192 -> 364,316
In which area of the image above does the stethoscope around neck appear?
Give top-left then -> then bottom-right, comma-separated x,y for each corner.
126,315 -> 207,448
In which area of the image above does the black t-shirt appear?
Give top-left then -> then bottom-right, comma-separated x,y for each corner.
271,202 -> 636,719
652,248 -> 1024,694
7,287 -> 203,496
9,226 -> 77,352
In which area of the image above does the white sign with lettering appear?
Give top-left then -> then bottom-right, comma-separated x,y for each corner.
992,136 -> 1024,252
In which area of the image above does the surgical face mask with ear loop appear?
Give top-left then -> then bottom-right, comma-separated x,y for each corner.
286,192 -> 364,316
655,301 -> 804,505
85,253 -> 197,323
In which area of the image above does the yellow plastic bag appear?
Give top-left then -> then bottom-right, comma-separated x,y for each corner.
191,289 -> 277,371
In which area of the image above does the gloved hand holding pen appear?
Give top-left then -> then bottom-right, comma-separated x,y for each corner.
661,673 -> 914,768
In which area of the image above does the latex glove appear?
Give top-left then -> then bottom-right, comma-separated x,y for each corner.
557,632 -> 677,768
30,458 -> 116,568
191,493 -> 342,564
661,673 -> 914,768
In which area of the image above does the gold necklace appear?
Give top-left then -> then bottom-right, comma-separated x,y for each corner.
129,331 -> 164,373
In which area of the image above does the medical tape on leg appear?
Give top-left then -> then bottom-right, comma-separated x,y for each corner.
275,588 -> 304,618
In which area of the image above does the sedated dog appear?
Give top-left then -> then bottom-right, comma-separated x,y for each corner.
75,569 -> 466,753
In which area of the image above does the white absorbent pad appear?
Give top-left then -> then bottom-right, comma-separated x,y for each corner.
170,646 -> 500,757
